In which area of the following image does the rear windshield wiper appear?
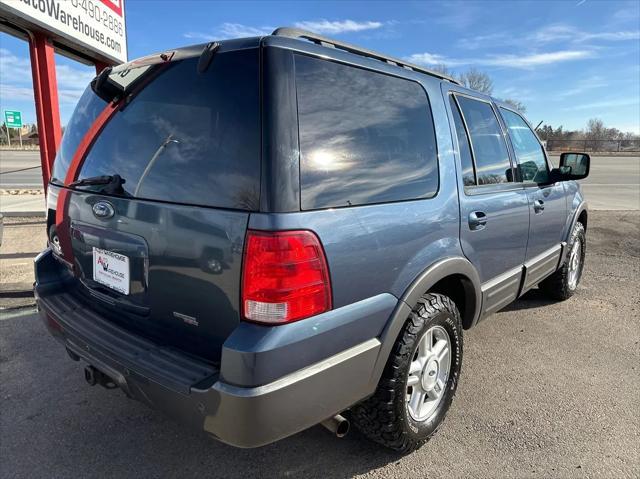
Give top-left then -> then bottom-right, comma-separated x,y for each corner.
69,174 -> 127,195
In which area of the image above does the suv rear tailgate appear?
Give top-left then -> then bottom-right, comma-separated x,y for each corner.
47,44 -> 261,362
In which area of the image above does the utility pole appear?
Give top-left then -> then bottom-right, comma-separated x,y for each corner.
5,123 -> 10,147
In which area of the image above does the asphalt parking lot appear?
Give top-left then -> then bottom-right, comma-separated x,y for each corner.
1,210 -> 638,478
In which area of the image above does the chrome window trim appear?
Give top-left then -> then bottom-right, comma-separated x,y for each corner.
449,92 -> 519,192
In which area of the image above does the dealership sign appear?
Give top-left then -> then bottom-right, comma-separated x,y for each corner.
0,0 -> 127,63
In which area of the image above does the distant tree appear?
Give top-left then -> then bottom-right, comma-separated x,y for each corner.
537,124 -> 555,140
585,118 -> 606,139
430,63 -> 453,77
457,68 -> 494,94
584,118 -> 605,150
502,98 -> 527,113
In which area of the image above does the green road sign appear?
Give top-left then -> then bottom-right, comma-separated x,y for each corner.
4,110 -> 22,128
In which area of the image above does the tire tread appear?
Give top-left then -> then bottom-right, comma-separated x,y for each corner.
540,222 -> 586,300
351,293 -> 462,453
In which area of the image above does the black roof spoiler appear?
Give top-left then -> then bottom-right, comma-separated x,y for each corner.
271,27 -> 460,85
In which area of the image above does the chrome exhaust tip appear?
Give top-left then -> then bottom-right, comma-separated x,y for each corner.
321,413 -> 350,438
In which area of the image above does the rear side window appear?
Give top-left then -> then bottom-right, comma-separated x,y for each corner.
455,95 -> 512,185
62,48 -> 260,210
52,89 -> 107,184
500,108 -> 549,184
295,55 -> 438,209
449,96 -> 475,186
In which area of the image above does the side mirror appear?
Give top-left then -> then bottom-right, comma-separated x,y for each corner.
558,152 -> 590,180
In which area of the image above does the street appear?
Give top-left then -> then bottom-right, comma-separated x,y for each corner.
0,150 -> 42,189
1,210 -> 638,478
1,150 -> 638,210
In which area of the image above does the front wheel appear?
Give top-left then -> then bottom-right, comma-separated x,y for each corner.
351,293 -> 463,453
540,222 -> 586,300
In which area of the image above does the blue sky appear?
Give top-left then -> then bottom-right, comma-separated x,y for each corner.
1,0 -> 639,133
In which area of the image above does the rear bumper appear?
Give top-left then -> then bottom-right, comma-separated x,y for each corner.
35,249 -> 395,447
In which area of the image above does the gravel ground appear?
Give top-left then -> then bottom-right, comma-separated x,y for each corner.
0,216 -> 46,286
1,211 -> 638,478
0,217 -> 46,309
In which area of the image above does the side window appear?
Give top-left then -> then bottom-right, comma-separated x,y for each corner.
455,95 -> 512,185
295,54 -> 439,209
500,108 -> 549,184
449,96 -> 476,186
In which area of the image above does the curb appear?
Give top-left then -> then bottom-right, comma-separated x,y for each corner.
0,189 -> 44,195
0,211 -> 46,217
0,283 -> 35,298
0,290 -> 34,298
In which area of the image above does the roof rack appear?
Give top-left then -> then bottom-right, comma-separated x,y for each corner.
271,27 -> 460,85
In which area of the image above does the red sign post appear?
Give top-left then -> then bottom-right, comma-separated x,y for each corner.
28,32 -> 62,189
0,0 -> 127,191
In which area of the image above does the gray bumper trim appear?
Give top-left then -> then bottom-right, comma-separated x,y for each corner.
46,305 -> 380,447
206,339 -> 381,447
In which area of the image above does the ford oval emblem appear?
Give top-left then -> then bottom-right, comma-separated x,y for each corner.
92,201 -> 115,219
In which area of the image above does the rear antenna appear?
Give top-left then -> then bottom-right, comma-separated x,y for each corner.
534,120 -> 544,131
198,42 -> 220,74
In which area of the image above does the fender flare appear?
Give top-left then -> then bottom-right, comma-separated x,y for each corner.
367,257 -> 482,391
400,256 -> 482,322
566,200 -> 588,244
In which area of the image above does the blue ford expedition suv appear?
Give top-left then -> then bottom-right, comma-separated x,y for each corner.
35,28 -> 590,452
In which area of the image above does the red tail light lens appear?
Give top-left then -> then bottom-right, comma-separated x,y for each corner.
241,230 -> 332,324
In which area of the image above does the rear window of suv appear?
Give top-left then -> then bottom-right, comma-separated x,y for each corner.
52,48 -> 261,211
294,55 -> 439,210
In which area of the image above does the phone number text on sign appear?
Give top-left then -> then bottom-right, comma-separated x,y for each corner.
0,0 -> 127,63
70,0 -> 124,36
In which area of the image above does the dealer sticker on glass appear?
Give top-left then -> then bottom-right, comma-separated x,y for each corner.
93,247 -> 130,295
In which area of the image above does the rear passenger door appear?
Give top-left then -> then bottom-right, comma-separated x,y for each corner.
498,107 -> 567,292
444,88 -> 529,317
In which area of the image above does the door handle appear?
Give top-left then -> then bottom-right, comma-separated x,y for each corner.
534,199 -> 545,213
469,211 -> 487,230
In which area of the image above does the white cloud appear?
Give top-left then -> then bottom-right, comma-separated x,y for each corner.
485,50 -> 593,67
184,23 -> 274,41
406,52 -> 454,66
407,49 -> 593,69
457,23 -> 639,51
456,32 -> 510,51
55,64 -> 95,94
0,48 -> 31,84
293,20 -> 383,34
565,97 -> 640,111
184,19 -> 384,41
0,48 -> 94,105
556,75 -> 608,98
433,7 -> 480,30
497,86 -> 535,102
0,83 -> 34,101
533,24 -> 640,43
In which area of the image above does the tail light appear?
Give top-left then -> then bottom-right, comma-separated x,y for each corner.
241,230 -> 332,324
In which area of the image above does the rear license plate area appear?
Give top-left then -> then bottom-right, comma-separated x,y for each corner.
92,247 -> 130,295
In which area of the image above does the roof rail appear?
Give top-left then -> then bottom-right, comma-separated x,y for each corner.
271,27 -> 460,85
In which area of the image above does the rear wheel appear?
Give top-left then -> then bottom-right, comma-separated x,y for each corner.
540,222 -> 586,300
351,293 -> 463,453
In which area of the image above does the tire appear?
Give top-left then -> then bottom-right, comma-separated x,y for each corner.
539,221 -> 586,300
351,293 -> 463,453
